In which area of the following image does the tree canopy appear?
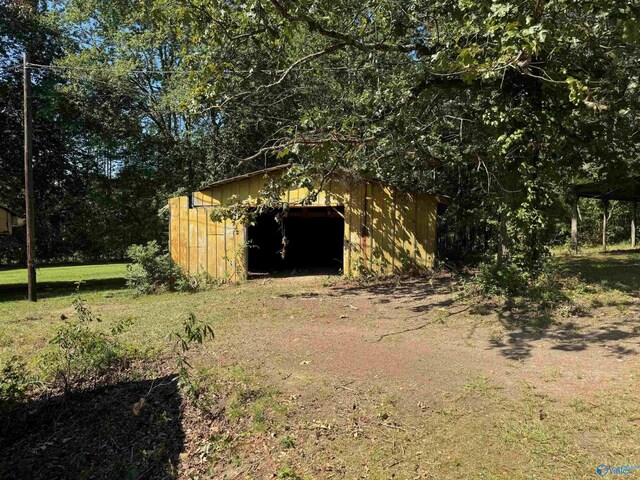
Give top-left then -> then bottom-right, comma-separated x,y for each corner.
1,0 -> 638,270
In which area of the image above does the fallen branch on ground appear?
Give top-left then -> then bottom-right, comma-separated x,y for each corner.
375,305 -> 472,342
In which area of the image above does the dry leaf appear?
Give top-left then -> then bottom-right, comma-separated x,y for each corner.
132,397 -> 146,416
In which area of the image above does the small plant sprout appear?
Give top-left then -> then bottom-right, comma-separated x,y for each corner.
171,313 -> 215,400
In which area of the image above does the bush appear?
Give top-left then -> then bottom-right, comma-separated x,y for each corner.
475,257 -> 567,305
476,260 -> 530,298
0,356 -> 31,412
126,241 -> 216,294
40,295 -> 132,393
126,241 -> 182,294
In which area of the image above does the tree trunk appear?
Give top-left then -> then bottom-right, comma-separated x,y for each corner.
602,199 -> 608,251
632,201 -> 637,249
571,197 -> 578,254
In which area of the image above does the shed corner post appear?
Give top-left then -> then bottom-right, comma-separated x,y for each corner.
632,201 -> 637,249
570,196 -> 579,254
242,225 -> 249,281
168,199 -> 172,259
602,199 -> 609,251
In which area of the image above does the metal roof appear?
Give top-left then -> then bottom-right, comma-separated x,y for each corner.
574,176 -> 640,202
198,163 -> 449,203
199,164 -> 291,190
0,205 -> 19,216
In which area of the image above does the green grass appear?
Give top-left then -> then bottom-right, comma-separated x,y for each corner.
0,262 -> 287,362
0,263 -> 128,302
0,263 -> 128,286
551,244 -> 640,309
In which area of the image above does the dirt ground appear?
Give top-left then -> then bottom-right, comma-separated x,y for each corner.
215,274 -> 639,403
177,272 -> 640,479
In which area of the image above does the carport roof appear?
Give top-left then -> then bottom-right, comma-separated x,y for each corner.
574,176 -> 640,202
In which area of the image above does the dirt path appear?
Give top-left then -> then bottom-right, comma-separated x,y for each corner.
212,275 -> 640,406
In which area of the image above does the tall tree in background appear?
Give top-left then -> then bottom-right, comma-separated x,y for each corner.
0,0 -> 171,262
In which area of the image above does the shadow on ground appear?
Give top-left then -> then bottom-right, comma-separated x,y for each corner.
331,273 -> 460,313
557,250 -> 640,293
0,375 -> 183,480
0,277 -> 127,302
488,316 -> 640,361
483,251 -> 640,361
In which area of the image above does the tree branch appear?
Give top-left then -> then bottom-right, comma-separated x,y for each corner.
202,42 -> 347,112
269,0 -> 437,56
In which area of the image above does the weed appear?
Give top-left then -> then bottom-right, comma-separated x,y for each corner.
40,292 -> 132,393
322,276 -> 336,287
0,356 -> 32,411
171,312 -> 215,403
463,375 -> 495,396
489,329 -> 503,343
277,466 -> 304,479
281,436 -> 296,449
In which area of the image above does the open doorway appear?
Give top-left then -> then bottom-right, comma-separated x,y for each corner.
247,206 -> 344,276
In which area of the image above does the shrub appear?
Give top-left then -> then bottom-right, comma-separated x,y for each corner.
0,356 -> 31,412
126,241 -> 217,294
126,241 -> 182,294
40,294 -> 132,393
476,260 -> 530,298
475,257 -> 567,305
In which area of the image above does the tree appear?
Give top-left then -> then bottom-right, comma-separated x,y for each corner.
166,0 -> 639,271
5,0 -> 638,272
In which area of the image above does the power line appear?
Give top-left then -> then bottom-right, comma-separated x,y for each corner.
27,62 -> 196,75
26,62 -> 355,76
0,62 -> 23,73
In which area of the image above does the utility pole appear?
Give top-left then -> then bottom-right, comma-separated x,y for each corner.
23,53 -> 37,301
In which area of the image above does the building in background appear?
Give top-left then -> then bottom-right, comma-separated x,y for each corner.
169,165 -> 448,281
0,206 -> 24,236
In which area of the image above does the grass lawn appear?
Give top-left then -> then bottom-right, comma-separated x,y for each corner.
0,263 -> 128,301
0,255 -> 639,479
553,244 -> 640,294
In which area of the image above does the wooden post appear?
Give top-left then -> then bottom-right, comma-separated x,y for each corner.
571,197 -> 579,254
602,199 -> 608,252
632,201 -> 637,249
23,53 -> 37,301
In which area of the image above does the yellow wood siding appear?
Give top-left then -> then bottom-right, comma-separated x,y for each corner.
169,172 -> 441,280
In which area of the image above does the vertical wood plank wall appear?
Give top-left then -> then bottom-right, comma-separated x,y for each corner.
169,174 -> 439,280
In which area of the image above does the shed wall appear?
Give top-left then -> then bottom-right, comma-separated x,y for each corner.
169,174 -> 438,280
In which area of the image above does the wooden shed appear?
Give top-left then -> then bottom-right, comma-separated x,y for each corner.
168,165 -> 447,281
0,206 -> 24,236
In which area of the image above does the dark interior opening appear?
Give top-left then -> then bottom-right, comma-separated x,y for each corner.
247,207 -> 344,276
